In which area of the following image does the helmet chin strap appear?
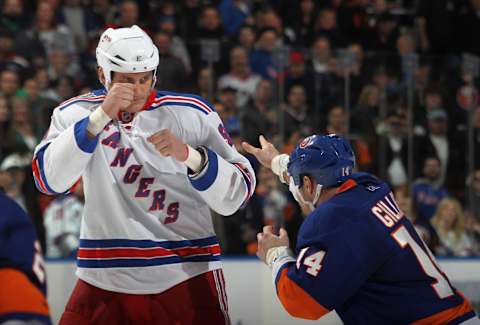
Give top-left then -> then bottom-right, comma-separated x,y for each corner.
289,176 -> 323,213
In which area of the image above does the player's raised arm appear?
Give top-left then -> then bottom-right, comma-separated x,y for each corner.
31,84 -> 133,195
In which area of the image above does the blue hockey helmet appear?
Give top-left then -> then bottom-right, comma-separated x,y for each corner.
287,134 -> 356,188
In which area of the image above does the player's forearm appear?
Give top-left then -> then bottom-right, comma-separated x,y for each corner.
34,117 -> 98,194
87,106 -> 112,137
188,147 -> 255,215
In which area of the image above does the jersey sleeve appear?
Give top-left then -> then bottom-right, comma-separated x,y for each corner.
32,103 -> 100,195
271,210 -> 387,320
172,100 -> 256,216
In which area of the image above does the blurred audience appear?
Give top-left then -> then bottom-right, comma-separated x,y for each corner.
0,0 -> 479,256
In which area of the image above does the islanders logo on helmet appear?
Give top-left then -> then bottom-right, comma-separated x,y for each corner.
287,134 -> 355,188
299,135 -> 317,149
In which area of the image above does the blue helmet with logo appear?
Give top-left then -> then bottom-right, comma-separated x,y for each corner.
287,134 -> 356,188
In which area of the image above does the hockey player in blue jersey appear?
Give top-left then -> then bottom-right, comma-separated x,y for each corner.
243,134 -> 479,324
0,189 -> 51,324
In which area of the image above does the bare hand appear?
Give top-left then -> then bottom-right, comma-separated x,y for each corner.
256,225 -> 289,263
102,83 -> 135,118
147,129 -> 188,161
242,135 -> 279,169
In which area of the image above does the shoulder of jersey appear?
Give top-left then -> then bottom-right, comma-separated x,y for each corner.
55,88 -> 106,113
146,90 -> 216,116
0,192 -> 29,226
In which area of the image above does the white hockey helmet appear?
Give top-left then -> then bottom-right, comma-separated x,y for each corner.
96,25 -> 159,89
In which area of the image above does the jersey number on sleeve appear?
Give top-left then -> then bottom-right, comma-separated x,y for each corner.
391,225 -> 454,299
296,247 -> 326,277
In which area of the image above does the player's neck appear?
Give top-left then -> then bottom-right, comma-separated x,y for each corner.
316,187 -> 338,206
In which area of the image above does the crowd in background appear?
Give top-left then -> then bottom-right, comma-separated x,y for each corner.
1,0 -> 480,257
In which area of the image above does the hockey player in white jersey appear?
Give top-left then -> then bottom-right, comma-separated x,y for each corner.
32,25 -> 255,324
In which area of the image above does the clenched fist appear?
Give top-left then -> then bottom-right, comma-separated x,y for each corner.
101,83 -> 135,118
257,225 -> 290,263
147,129 -> 189,162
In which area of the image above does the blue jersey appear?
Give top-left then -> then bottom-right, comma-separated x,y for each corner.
413,179 -> 449,224
274,173 -> 478,324
0,191 -> 51,324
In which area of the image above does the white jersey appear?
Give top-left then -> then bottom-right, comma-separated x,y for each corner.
33,89 -> 256,294
44,195 -> 83,258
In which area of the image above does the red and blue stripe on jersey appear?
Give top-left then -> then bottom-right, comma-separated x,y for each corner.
77,236 -> 221,268
32,143 -> 74,195
147,91 -> 215,115
233,162 -> 255,205
57,89 -> 106,111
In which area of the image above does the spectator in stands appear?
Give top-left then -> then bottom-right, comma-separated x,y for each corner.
308,36 -> 342,112
364,12 -> 399,54
90,0 -> 117,30
217,86 -> 240,134
59,0 -> 92,52
237,25 -> 256,53
193,5 -> 230,75
282,84 -> 314,140
219,0 -> 251,36
154,31 -> 187,91
31,1 -> 77,57
416,109 -> 465,191
466,169 -> 480,221
395,189 -> 434,249
44,76 -> 76,103
285,50 -> 314,104
352,84 -> 381,144
416,0 -> 458,54
413,156 -> 449,230
249,27 -> 279,80
5,96 -> 39,155
22,78 -> 57,136
194,67 -> 214,102
0,153 -> 29,209
116,0 -> 140,28
431,198 -> 479,256
0,69 -> 21,100
310,36 -> 333,74
287,0 -> 318,47
257,7 -> 294,45
44,180 -> 84,258
379,109 -> 408,190
0,29 -> 24,73
314,7 -> 346,48
47,47 -> 81,85
346,43 -> 370,102
158,15 -> 192,75
218,46 -> 261,108
241,79 -> 275,147
0,0 -> 30,34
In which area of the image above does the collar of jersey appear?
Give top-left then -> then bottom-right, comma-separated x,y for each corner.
335,179 -> 357,194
